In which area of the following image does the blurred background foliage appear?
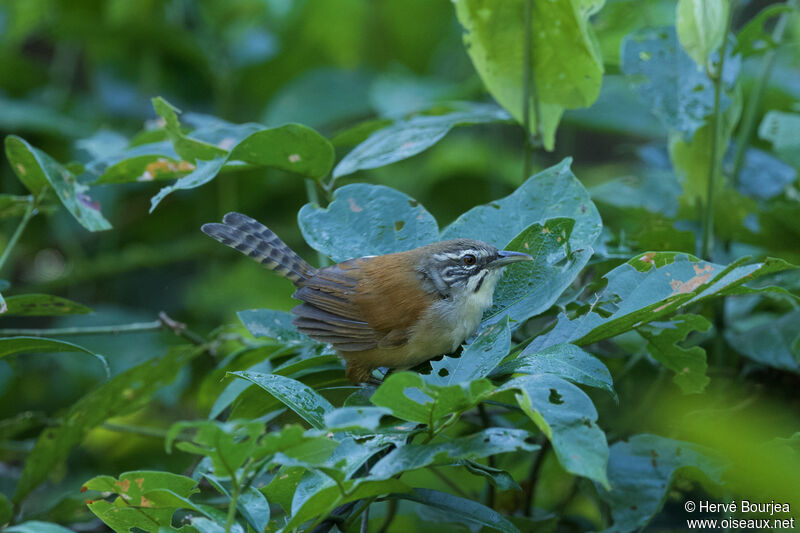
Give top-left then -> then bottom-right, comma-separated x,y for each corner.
1,0 -> 799,530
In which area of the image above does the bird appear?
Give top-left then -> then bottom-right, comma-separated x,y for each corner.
201,212 -> 532,383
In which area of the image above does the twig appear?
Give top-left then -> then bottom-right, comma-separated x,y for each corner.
731,0 -> 797,187
0,198 -> 37,275
377,499 -> 398,533
0,321 -> 163,337
478,403 -> 496,508
524,439 -> 550,517
157,311 -> 207,346
701,2 -> 736,260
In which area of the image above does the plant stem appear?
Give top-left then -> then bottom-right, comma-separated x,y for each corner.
0,199 -> 37,275
377,499 -> 398,533
524,439 -> 550,517
521,0 -> 539,180
360,503 -> 370,533
731,0 -> 797,187
700,3 -> 735,261
478,404 -> 496,508
0,320 -> 163,337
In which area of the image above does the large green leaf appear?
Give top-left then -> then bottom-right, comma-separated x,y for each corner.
527,254 -> 796,352
759,111 -> 800,168
724,308 -> 800,374
442,158 -> 602,249
426,316 -> 511,386
676,0 -> 728,67
621,27 -> 739,139
14,345 -> 202,503
0,293 -> 92,316
638,314 -> 712,393
481,219 -> 593,327
298,183 -> 439,262
4,522 -> 75,533
227,371 -> 334,429
332,103 -> 510,178
151,97 -> 228,162
494,343 -> 616,400
500,374 -> 609,487
5,135 -> 111,231
596,434 -> 725,533
452,0 -> 604,150
237,308 -> 316,345
371,372 -> 494,426
369,427 -> 538,480
390,488 -> 520,533
0,337 -> 108,377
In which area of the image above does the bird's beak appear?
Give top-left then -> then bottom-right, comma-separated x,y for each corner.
489,250 -> 533,268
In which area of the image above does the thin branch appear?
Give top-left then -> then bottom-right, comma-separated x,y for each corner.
0,198 -> 37,275
157,311 -> 207,346
701,3 -> 736,260
0,320 -> 163,337
524,439 -> 550,517
731,0 -> 798,186
377,499 -> 398,533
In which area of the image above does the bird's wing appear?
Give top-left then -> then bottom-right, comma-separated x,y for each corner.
291,254 -> 428,352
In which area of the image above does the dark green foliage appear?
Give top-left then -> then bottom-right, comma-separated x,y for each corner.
1,1 -> 799,532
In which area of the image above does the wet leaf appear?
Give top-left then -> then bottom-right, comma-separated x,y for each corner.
237,308 -> 317,345
368,427 -> 538,480
501,374 -> 609,487
323,406 -> 392,431
228,371 -> 334,429
14,346 -> 202,503
426,316 -> 511,386
453,0 -> 604,150
0,337 -> 108,377
638,314 -> 712,393
299,183 -> 439,262
596,434 -> 725,533
495,343 -> 616,400
333,103 -> 510,178
5,135 -> 112,231
0,293 -> 92,316
442,158 -> 602,250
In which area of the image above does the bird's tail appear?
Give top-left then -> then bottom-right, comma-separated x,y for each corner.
201,212 -> 317,284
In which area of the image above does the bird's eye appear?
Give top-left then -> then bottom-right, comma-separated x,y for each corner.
463,254 -> 476,266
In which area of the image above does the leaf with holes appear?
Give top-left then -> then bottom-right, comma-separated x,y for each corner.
596,434 -> 725,533
442,158 -> 602,250
426,315 -> 511,385
500,374 -> 609,487
14,345 -> 202,503
333,103 -> 510,178
5,135 -> 111,231
298,183 -> 439,262
638,314 -> 712,393
494,343 -> 616,400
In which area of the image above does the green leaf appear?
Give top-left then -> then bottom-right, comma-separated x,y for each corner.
724,308 -> 800,374
5,135 -> 111,231
227,371 -> 334,429
14,345 -> 202,503
229,123 -> 334,180
4,522 -> 75,533
371,372 -> 494,426
735,4 -> 795,57
621,27 -> 739,139
323,406 -> 392,431
332,103 -> 510,178
494,343 -> 616,400
500,374 -> 609,487
481,219 -> 594,326
149,155 -> 228,213
84,471 -> 201,533
0,493 -> 11,524
452,0 -> 603,150
298,183 -> 439,262
676,0 -> 729,67
237,487 -> 270,533
390,488 -> 520,533
426,316 -> 511,386
527,254 -> 795,353
460,460 -> 522,491
0,337 -> 108,377
167,419 -> 266,477
151,97 -> 228,162
369,427 -> 538,480
0,293 -> 92,316
759,111 -> 800,168
638,314 -> 712,393
442,158 -> 602,249
237,309 -> 316,345
0,194 -> 33,219
596,434 -> 725,533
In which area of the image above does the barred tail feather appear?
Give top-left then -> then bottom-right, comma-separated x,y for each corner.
201,212 -> 317,284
